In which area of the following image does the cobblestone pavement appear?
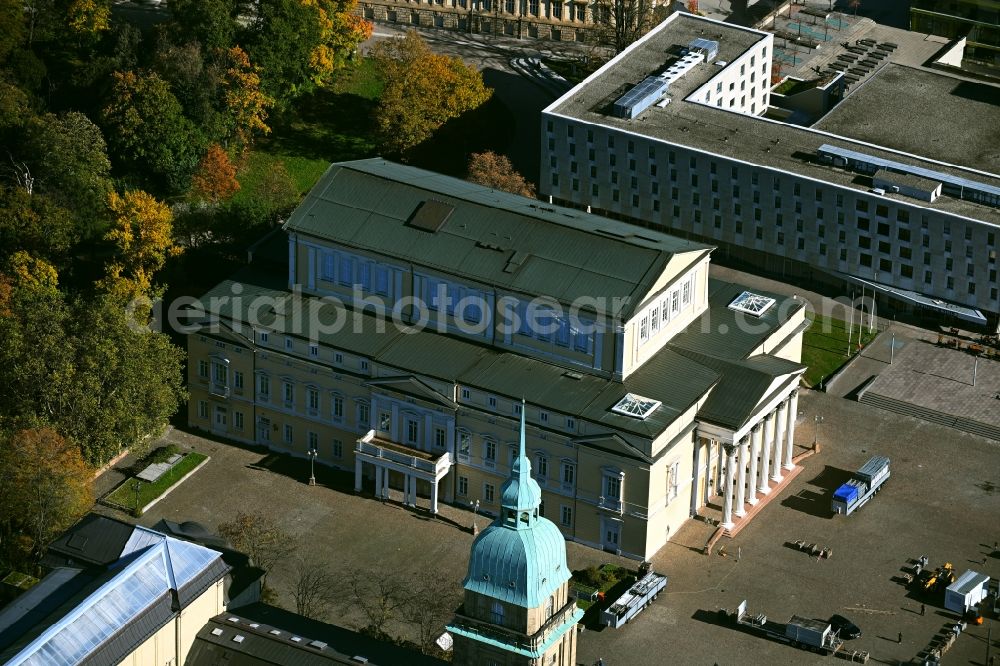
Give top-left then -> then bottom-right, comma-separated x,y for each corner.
93,389 -> 999,664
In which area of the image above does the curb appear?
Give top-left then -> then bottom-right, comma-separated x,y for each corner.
821,330 -> 884,394
141,456 -> 211,513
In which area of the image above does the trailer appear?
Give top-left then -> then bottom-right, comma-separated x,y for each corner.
725,600 -> 844,655
945,570 -> 990,614
832,456 -> 890,515
600,571 -> 667,628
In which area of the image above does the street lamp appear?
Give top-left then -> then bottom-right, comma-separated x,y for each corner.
471,499 -> 480,535
813,415 -> 824,449
307,447 -> 317,486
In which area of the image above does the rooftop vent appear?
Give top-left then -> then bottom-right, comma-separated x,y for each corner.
211,628 -> 224,637
613,76 -> 668,119
233,635 -> 245,644
309,640 -> 329,650
352,657 -> 370,664
408,200 -> 455,232
562,371 -> 584,380
269,629 -> 281,636
612,393 -> 661,419
728,291 -> 776,317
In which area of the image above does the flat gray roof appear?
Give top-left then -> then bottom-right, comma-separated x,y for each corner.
547,13 -> 1000,225
814,65 -> 1000,175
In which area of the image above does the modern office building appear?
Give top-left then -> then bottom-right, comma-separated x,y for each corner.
540,12 -> 1000,328
187,158 -> 806,560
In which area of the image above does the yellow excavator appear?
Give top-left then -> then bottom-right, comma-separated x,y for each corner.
919,562 -> 956,594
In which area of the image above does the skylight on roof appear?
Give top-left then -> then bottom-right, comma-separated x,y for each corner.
612,393 -> 661,419
728,291 -> 776,317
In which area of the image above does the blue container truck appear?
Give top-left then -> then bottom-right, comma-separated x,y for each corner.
832,455 -> 890,516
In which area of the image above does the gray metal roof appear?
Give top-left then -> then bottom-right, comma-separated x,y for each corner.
667,280 -> 806,361
282,159 -> 711,319
186,604 -> 446,666
45,514 -> 137,569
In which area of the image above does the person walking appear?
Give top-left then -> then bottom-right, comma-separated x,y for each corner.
920,604 -> 925,616
897,631 -> 902,644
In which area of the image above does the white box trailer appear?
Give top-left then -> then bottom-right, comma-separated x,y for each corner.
945,570 -> 990,613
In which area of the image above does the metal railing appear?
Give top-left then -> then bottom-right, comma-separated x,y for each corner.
356,432 -> 452,475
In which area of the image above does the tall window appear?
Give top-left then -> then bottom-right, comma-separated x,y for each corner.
333,439 -> 343,458
257,374 -> 270,401
605,474 -> 621,499
307,387 -> 319,413
406,419 -> 419,445
434,427 -> 447,449
562,462 -> 575,486
458,476 -> 469,496
561,506 -> 573,526
667,461 -> 680,501
535,454 -> 548,478
484,483 -> 495,503
283,381 -> 294,407
484,440 -> 497,462
458,431 -> 471,459
357,402 -> 370,428
234,371 -> 244,390
332,395 -> 344,421
308,431 -> 318,450
491,601 -> 505,625
283,424 -> 293,444
198,360 -> 209,378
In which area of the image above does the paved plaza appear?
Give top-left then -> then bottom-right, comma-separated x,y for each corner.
95,388 -> 999,664
864,341 -> 1000,431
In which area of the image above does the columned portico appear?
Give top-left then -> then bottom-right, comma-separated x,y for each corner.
784,390 -> 798,470
771,401 -> 787,483
355,430 -> 452,514
747,425 -> 762,506
720,442 -> 737,529
758,413 -> 773,496
734,436 -> 749,518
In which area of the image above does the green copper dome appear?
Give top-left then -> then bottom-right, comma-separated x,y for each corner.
462,403 -> 571,608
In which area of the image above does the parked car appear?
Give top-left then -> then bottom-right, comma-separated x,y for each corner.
828,614 -> 862,639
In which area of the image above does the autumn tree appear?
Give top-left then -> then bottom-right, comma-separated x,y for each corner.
100,70 -> 205,193
221,46 -> 273,147
218,511 -> 295,587
0,428 -> 93,562
467,151 -> 536,198
99,189 -> 180,301
191,144 -> 240,204
346,568 -> 409,640
372,31 -> 492,156
6,251 -> 59,296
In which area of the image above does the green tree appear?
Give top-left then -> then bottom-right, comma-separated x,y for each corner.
0,186 -> 77,264
100,70 -> 206,193
0,288 -> 186,466
22,111 -> 113,234
371,31 -> 492,156
0,428 -> 93,562
0,0 -> 25,64
167,0 -> 239,52
242,0 -> 323,105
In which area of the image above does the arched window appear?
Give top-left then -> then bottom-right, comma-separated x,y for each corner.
491,600 -> 505,625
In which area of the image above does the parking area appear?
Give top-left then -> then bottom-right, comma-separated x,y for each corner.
578,390 -> 1000,665
95,388 -> 999,664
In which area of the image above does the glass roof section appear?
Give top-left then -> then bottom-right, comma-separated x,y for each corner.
728,291 -> 776,317
611,393 -> 661,419
6,530 -> 223,666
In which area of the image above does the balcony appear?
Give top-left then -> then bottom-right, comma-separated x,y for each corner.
447,602 -> 582,657
598,495 -> 623,514
209,382 -> 230,398
356,431 -> 452,478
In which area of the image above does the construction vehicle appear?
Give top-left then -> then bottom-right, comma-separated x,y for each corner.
601,568 -> 667,628
721,600 -> 845,656
916,562 -> 956,595
832,456 -> 890,516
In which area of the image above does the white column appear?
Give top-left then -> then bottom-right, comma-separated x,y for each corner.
771,402 -> 786,482
758,414 -> 773,495
734,436 -> 749,517
784,391 -> 798,470
354,459 -> 363,492
715,440 -> 724,494
375,466 -> 384,499
430,479 -> 439,514
403,474 -> 412,506
747,425 -> 762,506
721,443 -> 736,529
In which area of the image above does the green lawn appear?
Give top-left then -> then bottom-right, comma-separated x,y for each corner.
802,313 -> 877,387
234,59 -> 383,204
105,452 -> 208,513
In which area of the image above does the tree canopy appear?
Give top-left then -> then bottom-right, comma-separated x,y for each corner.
0,428 -> 93,563
467,151 -> 536,198
371,31 -> 492,156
